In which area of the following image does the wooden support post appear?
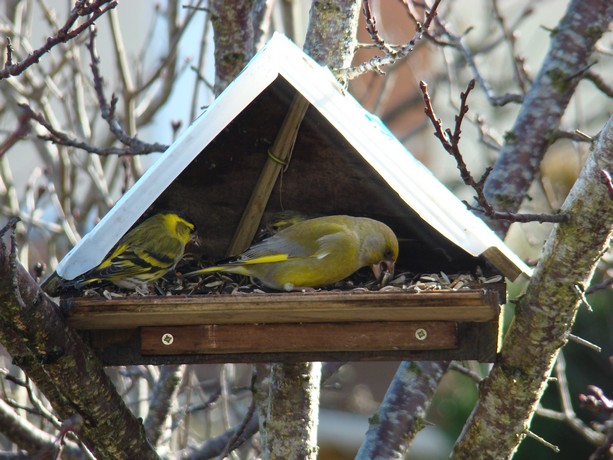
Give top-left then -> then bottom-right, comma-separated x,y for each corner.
226,93 -> 310,256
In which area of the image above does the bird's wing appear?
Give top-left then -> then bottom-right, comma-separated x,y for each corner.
237,221 -> 351,264
92,244 -> 175,279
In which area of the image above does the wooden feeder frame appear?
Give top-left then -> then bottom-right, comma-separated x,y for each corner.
64,287 -> 503,366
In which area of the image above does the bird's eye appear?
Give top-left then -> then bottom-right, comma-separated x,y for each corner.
384,247 -> 394,259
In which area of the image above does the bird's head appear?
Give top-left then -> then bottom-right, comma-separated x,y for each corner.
359,219 -> 399,284
163,213 -> 197,245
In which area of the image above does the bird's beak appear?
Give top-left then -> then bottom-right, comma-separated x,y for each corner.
372,260 -> 395,285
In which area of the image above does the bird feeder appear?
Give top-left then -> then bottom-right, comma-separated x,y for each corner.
44,33 -> 531,366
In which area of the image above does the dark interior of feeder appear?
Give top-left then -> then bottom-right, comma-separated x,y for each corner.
146,76 -> 494,277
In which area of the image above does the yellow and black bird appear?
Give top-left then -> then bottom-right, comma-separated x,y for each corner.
187,215 -> 398,291
62,212 -> 195,291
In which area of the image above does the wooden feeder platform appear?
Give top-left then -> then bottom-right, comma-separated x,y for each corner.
63,288 -> 503,366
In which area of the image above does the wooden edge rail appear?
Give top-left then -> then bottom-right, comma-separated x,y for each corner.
80,321 -> 500,365
63,289 -> 501,330
140,321 -> 458,355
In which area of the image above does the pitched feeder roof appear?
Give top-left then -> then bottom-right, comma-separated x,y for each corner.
52,32 -> 532,284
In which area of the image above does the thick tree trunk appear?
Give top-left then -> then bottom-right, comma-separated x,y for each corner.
0,233 -> 159,459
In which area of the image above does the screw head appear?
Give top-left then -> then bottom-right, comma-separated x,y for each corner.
161,333 -> 174,345
415,328 -> 428,341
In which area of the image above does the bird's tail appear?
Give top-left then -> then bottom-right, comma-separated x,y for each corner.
185,266 -> 225,277
60,275 -> 98,290
187,253 -> 291,278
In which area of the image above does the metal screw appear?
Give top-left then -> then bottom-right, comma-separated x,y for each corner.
161,333 -> 174,346
415,328 -> 428,341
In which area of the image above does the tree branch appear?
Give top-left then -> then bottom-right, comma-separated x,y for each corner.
482,0 -> 613,236
420,79 -> 569,224
18,103 -> 168,156
452,113 -> 613,458
209,0 -> 257,95
144,365 -> 185,447
0,398 -> 83,458
0,220 -> 160,459
337,0 -> 441,80
355,361 -> 449,458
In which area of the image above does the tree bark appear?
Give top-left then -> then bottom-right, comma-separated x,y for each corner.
355,361 -> 449,459
482,0 -> 613,236
0,235 -> 159,459
452,114 -> 613,458
263,362 -> 322,459
209,0 -> 257,95
256,2 -> 361,458
303,0 -> 361,72
355,1 -> 613,456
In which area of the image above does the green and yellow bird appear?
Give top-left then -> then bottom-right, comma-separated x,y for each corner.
64,212 -> 196,291
188,215 -> 398,291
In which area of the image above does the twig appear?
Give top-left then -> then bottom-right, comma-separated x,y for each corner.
573,284 -> 594,311
579,385 -> 613,413
586,277 -> 613,294
590,431 -> 613,460
0,217 -> 21,240
217,399 -> 257,460
491,0 -> 530,93
338,0 -> 442,80
553,129 -> 594,143
553,353 -> 606,444
524,429 -> 560,453
362,0 -> 396,55
584,70 -> 613,97
420,79 -> 569,224
17,103 -> 168,156
4,37 -> 14,67
449,362 -> 483,383
428,13 -> 523,106
568,334 -> 601,353
86,30 -> 168,153
581,383 -> 613,458
0,0 -> 118,79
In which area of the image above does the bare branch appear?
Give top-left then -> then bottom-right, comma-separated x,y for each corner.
0,398 -> 83,458
552,129 -> 594,143
338,0 -> 442,80
586,276 -> 613,294
428,14 -> 524,106
0,0 -> 118,80
420,79 -> 569,224
86,30 -> 168,153
482,0 -> 613,236
17,103 -> 168,156
144,365 -> 185,447
356,361 -> 449,458
449,362 -> 484,383
362,0 -> 396,55
524,430 -> 560,453
584,70 -> 613,97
